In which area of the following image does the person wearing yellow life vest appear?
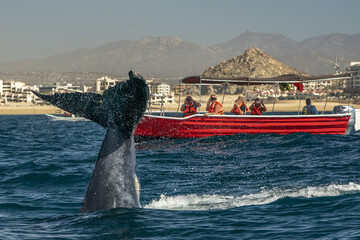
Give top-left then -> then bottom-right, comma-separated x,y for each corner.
302,98 -> 318,115
249,98 -> 267,115
204,94 -> 225,116
180,95 -> 200,117
231,96 -> 248,115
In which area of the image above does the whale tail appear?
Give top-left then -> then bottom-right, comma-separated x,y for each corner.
33,71 -> 149,212
32,71 -> 149,130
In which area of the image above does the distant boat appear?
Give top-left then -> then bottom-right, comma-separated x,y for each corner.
45,114 -> 89,121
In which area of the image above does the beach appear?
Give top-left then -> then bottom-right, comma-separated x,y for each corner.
0,103 -> 62,115
1,97 -> 359,115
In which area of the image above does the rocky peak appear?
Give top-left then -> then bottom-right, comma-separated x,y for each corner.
202,47 -> 306,78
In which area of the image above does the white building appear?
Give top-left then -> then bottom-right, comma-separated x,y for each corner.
345,62 -> 360,93
95,76 -> 122,92
304,81 -> 331,90
149,82 -> 174,105
37,82 -> 81,94
0,80 -> 39,104
157,83 -> 171,95
55,83 -> 81,93
94,76 -> 175,105
150,93 -> 175,105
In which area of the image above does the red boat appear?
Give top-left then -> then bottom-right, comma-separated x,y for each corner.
134,73 -> 355,138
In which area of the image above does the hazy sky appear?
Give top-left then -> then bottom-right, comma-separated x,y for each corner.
0,0 -> 359,63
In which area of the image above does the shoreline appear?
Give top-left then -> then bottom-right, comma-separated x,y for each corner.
0,105 -> 63,115
1,100 -> 359,115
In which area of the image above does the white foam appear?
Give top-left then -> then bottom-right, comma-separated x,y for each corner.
144,182 -> 360,210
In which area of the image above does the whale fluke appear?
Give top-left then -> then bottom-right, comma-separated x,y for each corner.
32,91 -> 107,127
33,71 -> 149,212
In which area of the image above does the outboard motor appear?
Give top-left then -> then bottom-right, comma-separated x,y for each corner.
332,105 -> 355,135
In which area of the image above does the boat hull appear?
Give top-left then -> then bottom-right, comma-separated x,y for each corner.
356,109 -> 360,131
134,114 -> 351,138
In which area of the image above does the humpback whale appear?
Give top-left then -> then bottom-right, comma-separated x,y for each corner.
32,71 -> 149,212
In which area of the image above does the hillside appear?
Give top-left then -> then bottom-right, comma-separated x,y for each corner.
212,32 -> 360,75
0,32 -> 359,80
183,47 -> 309,96
202,47 -> 306,78
0,37 -> 218,78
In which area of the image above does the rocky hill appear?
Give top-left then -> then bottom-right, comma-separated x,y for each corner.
202,47 -> 306,78
196,47 -> 308,95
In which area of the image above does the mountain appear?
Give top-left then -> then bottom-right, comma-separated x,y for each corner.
211,31 -> 299,58
202,47 -> 306,78
285,33 -> 360,74
0,32 -> 359,79
213,32 -> 360,74
0,37 -> 218,77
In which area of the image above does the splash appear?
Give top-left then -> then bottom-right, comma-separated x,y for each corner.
144,182 -> 360,210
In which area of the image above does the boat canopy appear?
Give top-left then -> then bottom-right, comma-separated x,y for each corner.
181,73 -> 351,85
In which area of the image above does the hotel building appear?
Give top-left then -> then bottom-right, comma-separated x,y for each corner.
345,62 -> 360,94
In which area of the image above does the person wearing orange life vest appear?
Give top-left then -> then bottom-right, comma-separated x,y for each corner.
231,96 -> 248,115
249,98 -> 267,115
180,95 -> 200,117
204,94 -> 225,116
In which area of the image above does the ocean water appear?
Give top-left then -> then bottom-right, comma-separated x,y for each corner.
1,115 -> 360,239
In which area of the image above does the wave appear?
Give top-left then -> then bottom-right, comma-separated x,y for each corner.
144,182 -> 360,210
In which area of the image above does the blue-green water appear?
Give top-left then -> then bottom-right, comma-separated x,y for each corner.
1,115 -> 360,239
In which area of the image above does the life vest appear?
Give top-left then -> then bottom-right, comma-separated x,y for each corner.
251,105 -> 262,115
302,105 -> 314,115
209,101 -> 225,115
231,103 -> 248,115
183,103 -> 197,117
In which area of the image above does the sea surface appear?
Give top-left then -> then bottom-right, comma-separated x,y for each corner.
1,115 -> 360,239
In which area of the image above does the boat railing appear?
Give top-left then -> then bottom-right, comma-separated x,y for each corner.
177,73 -> 352,117
147,94 -> 166,116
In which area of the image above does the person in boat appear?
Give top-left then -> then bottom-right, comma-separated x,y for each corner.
231,96 -> 248,115
302,98 -> 318,115
249,98 -> 267,115
180,95 -> 200,117
204,94 -> 225,116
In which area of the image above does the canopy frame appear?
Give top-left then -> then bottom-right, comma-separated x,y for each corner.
181,73 -> 351,85
175,73 -> 351,115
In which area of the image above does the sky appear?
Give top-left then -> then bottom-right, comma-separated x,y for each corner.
0,0 -> 359,63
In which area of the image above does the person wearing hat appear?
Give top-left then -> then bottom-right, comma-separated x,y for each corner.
181,95 -> 200,117
302,98 -> 318,115
249,98 -> 267,115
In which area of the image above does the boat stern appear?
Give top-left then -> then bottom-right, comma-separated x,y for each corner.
333,105 -> 356,135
